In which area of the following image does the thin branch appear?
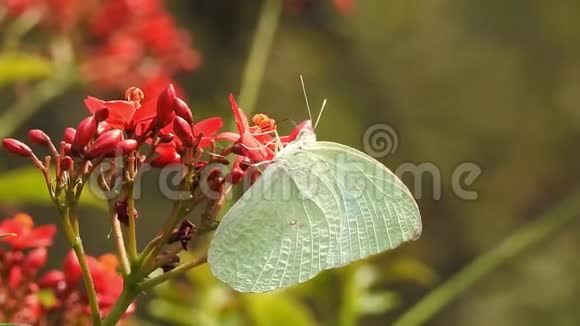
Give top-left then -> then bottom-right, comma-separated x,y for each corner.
393,192 -> 580,326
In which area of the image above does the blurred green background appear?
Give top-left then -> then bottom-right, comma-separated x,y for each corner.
2,1 -> 580,325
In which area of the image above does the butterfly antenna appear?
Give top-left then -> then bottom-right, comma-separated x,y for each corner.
300,75 -> 312,122
314,99 -> 327,129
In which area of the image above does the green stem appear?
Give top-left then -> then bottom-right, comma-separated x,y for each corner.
126,179 -> 138,263
100,281 -> 139,326
62,209 -> 102,326
238,0 -> 283,114
140,254 -> 208,290
0,74 -> 76,138
393,192 -> 580,326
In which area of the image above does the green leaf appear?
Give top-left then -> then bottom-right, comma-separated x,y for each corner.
245,293 -> 317,326
0,53 -> 53,85
0,168 -> 106,210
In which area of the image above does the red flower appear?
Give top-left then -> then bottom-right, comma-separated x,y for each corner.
0,213 -> 56,250
220,95 -> 275,162
84,96 -> 154,132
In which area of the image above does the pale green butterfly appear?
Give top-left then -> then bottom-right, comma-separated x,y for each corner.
208,86 -> 422,293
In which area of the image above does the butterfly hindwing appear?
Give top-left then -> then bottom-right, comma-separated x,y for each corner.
208,139 -> 421,293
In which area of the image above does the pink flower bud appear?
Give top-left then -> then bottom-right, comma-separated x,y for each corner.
155,84 -> 176,127
61,156 -> 73,170
173,116 -> 194,146
84,129 -> 124,159
120,139 -> 138,153
28,129 -> 51,146
174,98 -> 194,124
23,247 -> 47,271
72,116 -> 97,152
38,270 -> 65,289
94,107 -> 109,122
64,128 -> 76,143
2,138 -> 33,157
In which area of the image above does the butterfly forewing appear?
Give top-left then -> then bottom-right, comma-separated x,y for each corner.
208,138 -> 421,293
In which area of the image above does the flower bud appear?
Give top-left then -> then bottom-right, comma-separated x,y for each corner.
94,107 -> 109,122
2,138 -> 33,157
84,129 -> 124,159
174,98 -> 193,124
8,266 -> 23,288
63,250 -> 81,286
23,247 -> 47,271
97,121 -> 112,135
155,84 -> 176,127
64,128 -> 76,143
62,142 -> 71,155
159,132 -> 174,143
38,270 -> 65,289
173,116 -> 194,146
72,116 -> 97,152
120,139 -> 138,154
226,168 -> 244,185
61,156 -> 73,171
28,129 -> 51,146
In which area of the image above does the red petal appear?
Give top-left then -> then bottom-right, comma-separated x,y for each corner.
229,94 -> 248,134
215,132 -> 240,142
193,117 -> 223,137
84,97 -> 136,129
28,225 -> 57,247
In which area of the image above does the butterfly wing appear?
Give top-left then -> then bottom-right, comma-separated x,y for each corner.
208,141 -> 421,293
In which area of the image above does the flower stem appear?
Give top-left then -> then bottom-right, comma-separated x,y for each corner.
62,208 -> 102,326
392,192 -> 580,326
126,179 -> 138,263
0,73 -> 76,138
238,0 -> 283,113
111,209 -> 131,276
139,254 -> 208,290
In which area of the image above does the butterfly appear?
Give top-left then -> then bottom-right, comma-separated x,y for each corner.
208,79 -> 422,293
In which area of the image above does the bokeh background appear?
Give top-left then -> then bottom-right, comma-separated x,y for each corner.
1,0 -> 580,325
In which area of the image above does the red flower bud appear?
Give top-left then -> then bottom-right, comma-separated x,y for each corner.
173,116 -> 194,146
155,84 -> 176,126
64,127 -> 76,143
62,142 -> 71,155
84,129 -> 124,159
226,168 -> 244,184
120,139 -> 138,153
72,116 -> 97,152
159,132 -> 174,143
63,250 -> 81,286
61,156 -> 74,170
24,247 -> 47,271
38,270 -> 65,289
2,138 -> 33,157
174,98 -> 194,124
8,266 -> 23,288
28,129 -> 51,146
94,107 -> 109,122
97,121 -> 112,135
151,150 -> 181,167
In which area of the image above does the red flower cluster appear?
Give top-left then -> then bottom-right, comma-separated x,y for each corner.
40,251 -> 134,322
1,0 -> 200,91
0,213 -> 53,324
0,213 -> 133,324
